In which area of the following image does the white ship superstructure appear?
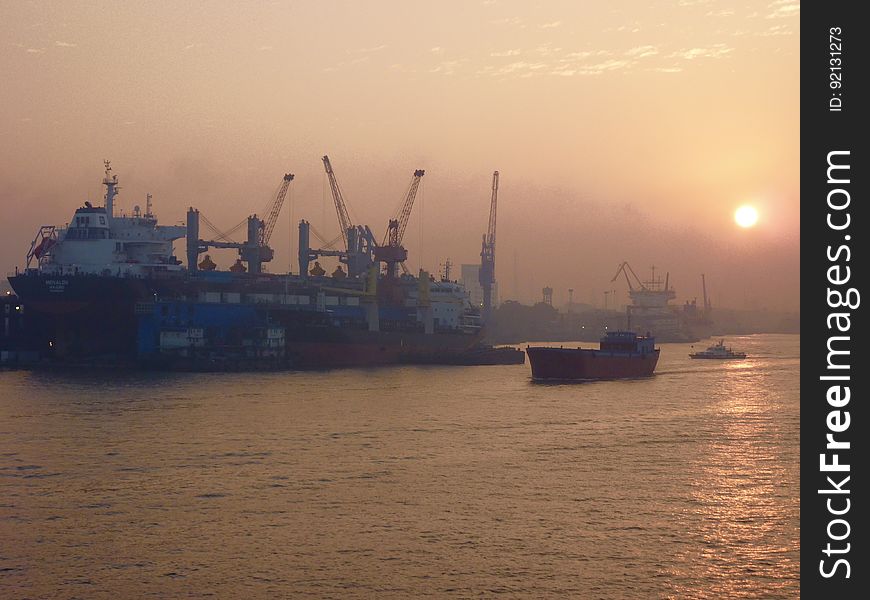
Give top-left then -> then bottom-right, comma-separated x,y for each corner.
611,262 -> 692,342
26,161 -> 186,277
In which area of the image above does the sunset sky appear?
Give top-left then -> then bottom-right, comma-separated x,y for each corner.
1,0 -> 799,310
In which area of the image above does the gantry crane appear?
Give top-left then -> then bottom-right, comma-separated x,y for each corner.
373,169 -> 425,278
479,171 -> 499,322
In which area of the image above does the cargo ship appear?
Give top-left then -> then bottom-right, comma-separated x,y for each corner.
526,331 -> 659,381
7,161 -> 489,369
610,262 -> 700,343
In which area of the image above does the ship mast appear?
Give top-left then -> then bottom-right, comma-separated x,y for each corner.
102,160 -> 119,218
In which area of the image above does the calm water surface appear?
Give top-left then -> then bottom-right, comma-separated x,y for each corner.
1,334 -> 799,598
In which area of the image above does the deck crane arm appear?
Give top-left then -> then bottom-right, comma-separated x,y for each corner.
384,169 -> 425,247
322,155 -> 354,251
259,173 -> 294,246
610,261 -> 645,291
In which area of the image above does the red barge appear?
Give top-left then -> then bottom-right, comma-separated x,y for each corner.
526,331 -> 659,381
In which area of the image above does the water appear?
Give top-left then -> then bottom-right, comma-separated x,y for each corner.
1,334 -> 799,598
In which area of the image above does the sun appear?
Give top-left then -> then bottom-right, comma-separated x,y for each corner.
734,205 -> 759,228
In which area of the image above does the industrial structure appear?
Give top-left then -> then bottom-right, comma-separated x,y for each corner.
187,172 -> 295,274
6,159 -> 528,369
460,264 -> 498,310
610,262 -> 695,342
373,168 -> 425,278
478,171 -> 498,322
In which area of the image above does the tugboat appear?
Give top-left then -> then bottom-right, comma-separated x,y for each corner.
688,339 -> 746,359
526,331 -> 659,381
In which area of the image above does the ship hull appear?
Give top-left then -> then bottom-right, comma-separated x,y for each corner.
9,272 -> 483,368
8,273 -> 153,358
526,346 -> 659,381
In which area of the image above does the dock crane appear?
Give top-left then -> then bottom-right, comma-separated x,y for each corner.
479,171 -> 498,322
373,169 -> 425,278
259,173 -> 294,248
187,172 -> 294,274
611,260 -> 675,314
298,156 -> 376,278
321,155 -> 354,252
610,261 -> 645,292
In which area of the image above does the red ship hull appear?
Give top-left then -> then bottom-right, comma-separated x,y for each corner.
526,346 -> 659,381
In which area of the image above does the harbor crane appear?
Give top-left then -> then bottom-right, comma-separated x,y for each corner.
373,169 -> 425,278
479,171 -> 498,322
298,156 -> 376,278
610,261 -> 646,292
321,155 -> 354,252
611,261 -> 675,314
187,172 -> 294,274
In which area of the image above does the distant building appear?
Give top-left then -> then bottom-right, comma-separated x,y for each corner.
460,264 -> 498,309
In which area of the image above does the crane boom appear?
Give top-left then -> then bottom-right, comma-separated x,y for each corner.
486,170 -> 498,249
610,261 -> 645,291
479,170 -> 499,322
260,173 -> 294,246
385,169 -> 425,247
322,155 -> 354,251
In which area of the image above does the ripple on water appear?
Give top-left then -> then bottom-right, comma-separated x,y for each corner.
0,334 -> 800,598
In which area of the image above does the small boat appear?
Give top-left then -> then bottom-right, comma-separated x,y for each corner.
526,331 -> 659,381
689,339 -> 746,359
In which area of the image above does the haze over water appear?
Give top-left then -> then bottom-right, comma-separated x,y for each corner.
1,334 -> 799,598
1,1 -> 799,309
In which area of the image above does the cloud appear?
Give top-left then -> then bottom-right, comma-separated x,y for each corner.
551,58 -> 634,77
534,44 -> 563,57
26,48 -> 44,54
624,45 -> 658,58
54,41 -> 77,47
492,16 -> 523,26
651,66 -> 683,73
559,50 -> 603,62
582,59 -> 632,74
539,21 -> 562,29
767,0 -> 799,19
430,46 -> 444,54
761,24 -> 793,36
670,44 -> 733,60
430,59 -> 467,75
349,44 -> 387,54
479,61 -> 547,78
182,43 -> 203,51
490,49 -> 521,57
605,24 -> 643,33
705,9 -> 735,17
258,45 -> 272,51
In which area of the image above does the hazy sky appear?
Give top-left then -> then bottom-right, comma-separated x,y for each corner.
1,0 -> 799,310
